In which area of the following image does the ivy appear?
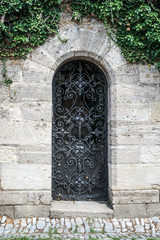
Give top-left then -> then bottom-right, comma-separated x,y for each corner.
0,0 -> 160,76
0,59 -> 12,86
71,0 -> 160,70
0,0 -> 61,59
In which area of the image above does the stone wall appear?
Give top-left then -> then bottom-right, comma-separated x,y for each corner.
0,13 -> 160,218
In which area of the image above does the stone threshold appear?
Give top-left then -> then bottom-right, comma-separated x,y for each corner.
50,201 -> 113,218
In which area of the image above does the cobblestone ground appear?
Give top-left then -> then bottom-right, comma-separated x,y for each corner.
0,216 -> 160,239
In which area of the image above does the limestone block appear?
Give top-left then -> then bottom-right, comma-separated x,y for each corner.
139,64 -> 160,84
8,107 -> 22,121
115,84 -> 156,102
116,74 -> 138,85
90,30 -> 112,57
114,122 -> 160,145
70,27 -> 96,53
28,46 -> 55,69
27,191 -> 52,205
52,26 -> 95,55
103,45 -> 127,71
146,204 -> 160,217
9,84 -> 52,101
151,102 -> 160,122
0,103 -> 22,121
0,109 -> 9,119
111,145 -> 140,164
110,163 -> 160,190
0,86 -> 9,101
5,60 -> 24,83
0,206 -> 15,218
22,59 -> 51,84
0,146 -> 18,163
0,164 -> 2,179
1,164 -> 51,190
15,205 -> 49,218
48,27 -> 74,56
18,145 -> 51,164
22,101 -> 52,122
0,120 -> 51,145
113,204 -> 146,218
157,87 -> 160,101
0,191 -> 27,205
111,190 -> 159,204
41,41 -> 59,61
116,102 -> 149,122
115,64 -> 138,76
140,145 -> 160,164
51,51 -> 75,72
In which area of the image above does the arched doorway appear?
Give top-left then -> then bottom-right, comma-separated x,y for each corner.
52,60 -> 108,201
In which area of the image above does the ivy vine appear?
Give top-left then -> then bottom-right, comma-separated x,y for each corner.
0,0 -> 160,86
72,0 -> 160,70
0,59 -> 12,86
0,0 -> 61,59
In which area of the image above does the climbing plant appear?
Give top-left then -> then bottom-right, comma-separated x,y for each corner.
72,0 -> 160,70
0,0 -> 61,59
0,0 -> 160,86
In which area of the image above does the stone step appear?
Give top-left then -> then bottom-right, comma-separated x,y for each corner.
50,201 -> 113,218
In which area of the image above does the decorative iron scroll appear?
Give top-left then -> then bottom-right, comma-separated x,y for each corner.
52,60 -> 108,200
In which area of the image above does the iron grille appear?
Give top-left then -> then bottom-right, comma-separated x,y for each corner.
52,60 -> 108,200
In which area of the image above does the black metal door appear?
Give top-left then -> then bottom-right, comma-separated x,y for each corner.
52,60 -> 108,200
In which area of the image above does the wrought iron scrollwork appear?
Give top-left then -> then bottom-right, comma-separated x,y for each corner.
52,60 -> 108,200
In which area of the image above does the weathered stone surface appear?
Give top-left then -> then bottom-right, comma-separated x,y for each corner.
0,206 -> 15,218
115,84 -> 156,102
5,224 -> 13,232
0,120 -> 51,145
113,204 -> 146,218
22,59 -> 51,83
1,164 -> 51,190
75,217 -> 83,226
22,101 -> 52,122
151,102 -> 160,122
134,225 -> 145,233
27,191 -> 51,205
4,60 -> 24,84
157,222 -> 160,230
104,45 -> 126,70
21,219 -> 27,227
28,46 -> 55,69
110,163 -> 160,190
1,216 -> 7,223
113,122 -> 160,145
146,204 -> 160,217
15,205 -> 49,218
0,146 -> 18,163
140,145 -> 160,164
111,190 -> 159,204
104,222 -> 113,232
0,191 -> 27,205
0,86 -> 9,101
115,64 -> 138,76
0,14 -> 160,219
9,85 -> 52,101
116,102 -> 149,122
111,146 -> 140,164
37,220 -> 45,230
139,64 -> 160,85
51,201 -> 113,218
18,145 -> 51,164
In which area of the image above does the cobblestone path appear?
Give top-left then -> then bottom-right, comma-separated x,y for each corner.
0,216 -> 160,239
